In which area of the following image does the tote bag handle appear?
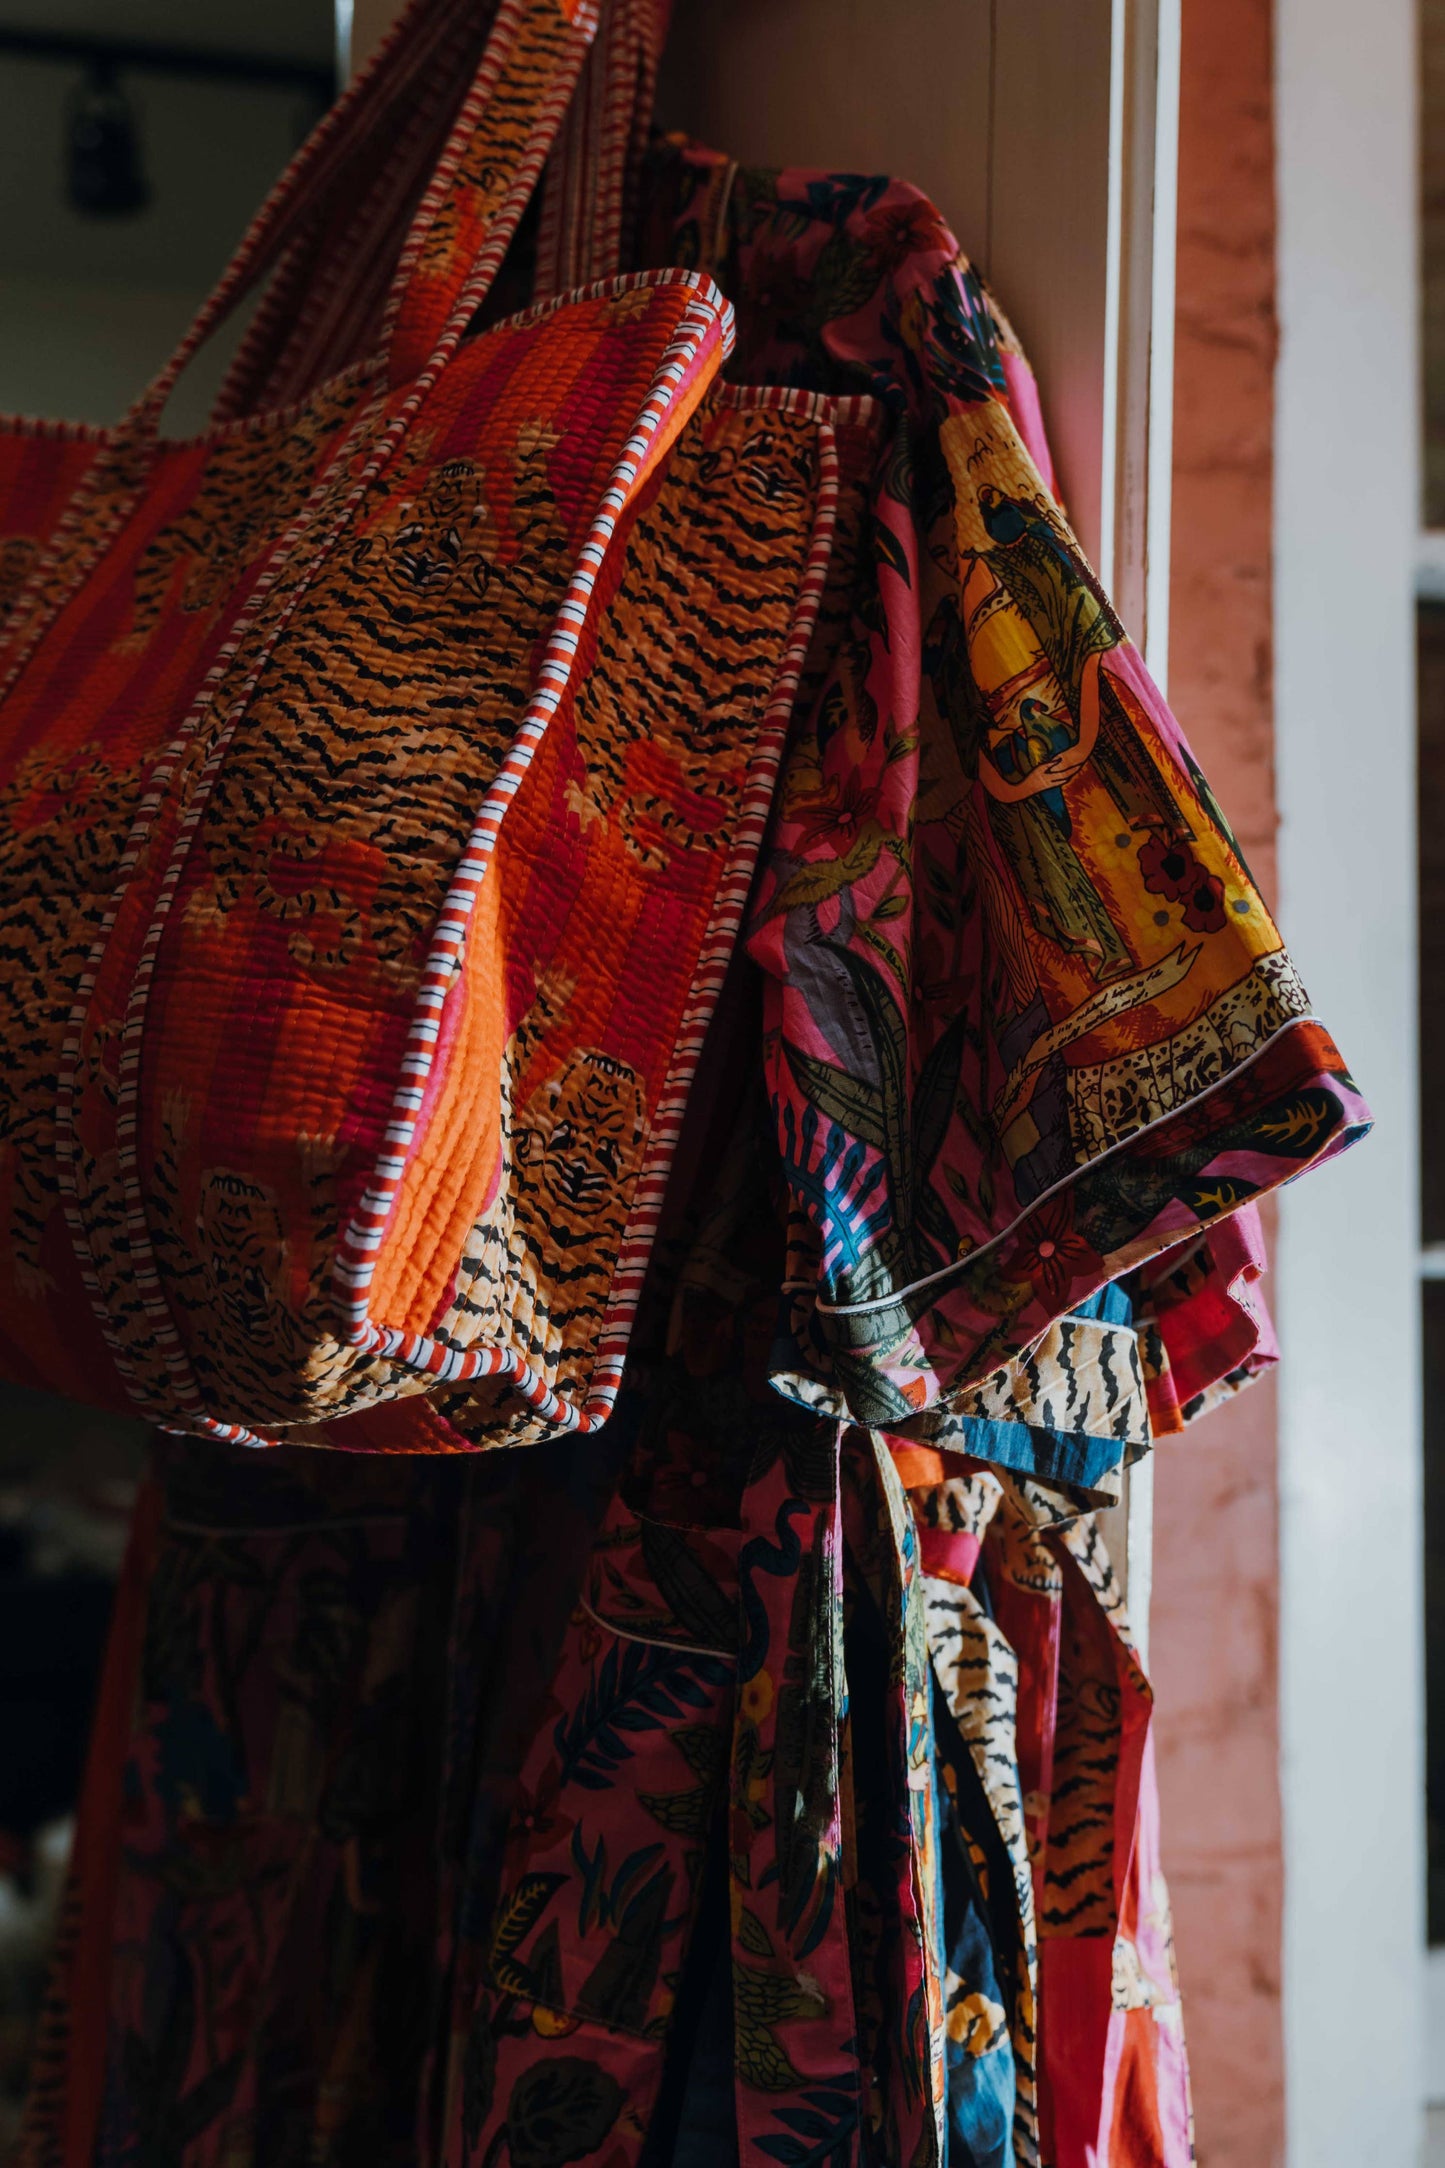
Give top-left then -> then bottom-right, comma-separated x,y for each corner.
212,0 -> 507,423
215,0 -> 671,422
128,0 -> 600,437
534,0 -> 673,294
379,0 -> 601,384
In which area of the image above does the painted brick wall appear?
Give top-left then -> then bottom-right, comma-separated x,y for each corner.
1424,0 -> 1445,526
1152,2 -> 1285,2161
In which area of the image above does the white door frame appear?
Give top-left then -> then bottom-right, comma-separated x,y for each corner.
1274,0 -> 1424,2159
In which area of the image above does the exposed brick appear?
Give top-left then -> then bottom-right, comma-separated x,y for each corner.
1153,2 -> 1284,2162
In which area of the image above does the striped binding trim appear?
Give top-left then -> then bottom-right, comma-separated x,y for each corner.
586,0 -> 652,281
335,385 -> 876,1443
552,31 -> 608,289
126,0 -> 481,438
211,5 -> 483,424
333,276 -> 733,1319
535,0 -> 648,296
0,411 -> 114,444
379,0 -> 598,376
531,79 -> 572,295
54,270 -> 731,1450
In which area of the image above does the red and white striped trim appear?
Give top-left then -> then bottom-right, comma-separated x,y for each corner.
379,0 -> 597,376
128,0 -> 482,439
335,384 -> 879,1440
545,0 -> 637,290
212,7 -> 480,422
334,275 -> 733,1329
0,411 -> 114,444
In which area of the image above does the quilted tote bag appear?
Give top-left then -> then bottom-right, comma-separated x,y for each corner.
0,0 -> 854,1447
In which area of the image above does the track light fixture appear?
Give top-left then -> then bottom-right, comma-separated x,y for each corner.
65,61 -> 149,218
0,29 -> 336,223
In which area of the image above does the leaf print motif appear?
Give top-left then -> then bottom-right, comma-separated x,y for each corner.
813,228 -> 889,324
799,172 -> 891,228
490,1916 -> 568,2007
734,1963 -> 828,2030
571,1829 -> 668,1940
784,941 -> 968,1309
737,2019 -> 810,2098
734,1962 -> 830,2095
1252,1089 -> 1335,1155
754,2081 -> 863,2167
767,824 -> 889,916
490,1951 -> 541,2001
638,1784 -> 716,1838
503,2056 -> 624,2168
783,1039 -> 890,1157
1178,1176 -> 1258,1221
637,1519 -> 735,1650
672,1721 -> 729,1789
491,1873 -> 568,1967
552,1635 -> 729,1789
873,517 -> 912,589
917,260 -> 1010,407
573,1849 -> 675,2032
731,1718 -> 775,1852
737,1906 -> 775,1958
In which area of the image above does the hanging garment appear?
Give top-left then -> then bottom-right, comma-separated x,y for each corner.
21,1085 -> 1186,2168
916,1460 -> 1192,2166
631,143 -> 1365,1437
14,9 -> 1369,2165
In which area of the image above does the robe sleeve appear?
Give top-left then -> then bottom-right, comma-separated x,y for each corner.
993,304 -> 1284,1440
746,227 -> 1368,1433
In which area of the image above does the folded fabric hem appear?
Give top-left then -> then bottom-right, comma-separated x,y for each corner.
782,1016 -> 1368,1432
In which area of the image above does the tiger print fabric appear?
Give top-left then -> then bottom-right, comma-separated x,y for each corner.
0,244 -> 837,1438
904,1454 -> 1186,2168
0,369 -> 381,1410
925,1567 -> 1042,2168
417,393 -> 881,1447
787,1240 -> 1151,1505
384,0 -> 597,382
